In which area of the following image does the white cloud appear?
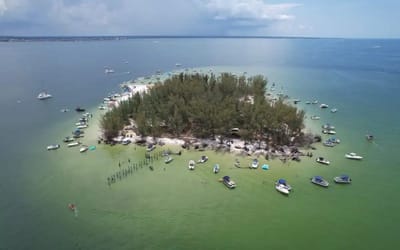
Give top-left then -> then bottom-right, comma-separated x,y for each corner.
0,0 -> 8,15
199,0 -> 301,21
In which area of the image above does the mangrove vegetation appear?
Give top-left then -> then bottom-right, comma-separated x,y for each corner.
100,72 -> 305,146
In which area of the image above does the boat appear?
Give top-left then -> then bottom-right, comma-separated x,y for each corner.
322,129 -> 336,135
63,136 -> 74,143
79,145 -> 89,153
330,108 -> 338,113
276,179 -> 292,191
327,137 -> 340,144
310,115 -> 320,120
323,140 -> 336,147
37,92 -> 52,100
311,176 -> 329,187
275,183 -> 290,195
165,156 -> 173,164
213,164 -> 220,173
322,123 -> 335,130
262,164 -> 269,170
222,176 -> 236,189
188,160 -> 196,170
75,107 -> 86,112
250,159 -> 259,169
60,108 -> 70,112
67,141 -> 81,147
345,152 -> 363,160
312,100 -> 318,104
198,155 -> 208,163
320,103 -> 329,109
104,68 -> 115,74
366,134 -> 374,141
234,159 -> 240,168
75,121 -> 87,126
149,165 -> 154,171
305,101 -> 311,104
121,138 -> 131,145
293,99 -> 301,104
146,144 -> 156,152
316,157 -> 330,165
47,144 -> 60,150
76,124 -> 88,129
98,105 -> 106,110
334,175 -> 352,184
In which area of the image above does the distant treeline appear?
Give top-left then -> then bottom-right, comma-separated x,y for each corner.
100,73 -> 305,145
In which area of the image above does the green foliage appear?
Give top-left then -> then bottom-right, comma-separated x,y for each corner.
100,72 -> 305,145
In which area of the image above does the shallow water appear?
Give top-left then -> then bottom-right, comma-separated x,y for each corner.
1,38 -> 400,249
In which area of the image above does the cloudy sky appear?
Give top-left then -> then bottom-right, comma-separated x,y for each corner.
0,0 -> 399,38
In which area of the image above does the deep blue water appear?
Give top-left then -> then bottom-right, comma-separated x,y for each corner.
1,38 -> 400,249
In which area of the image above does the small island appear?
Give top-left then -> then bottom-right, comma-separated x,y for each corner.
100,72 -> 313,159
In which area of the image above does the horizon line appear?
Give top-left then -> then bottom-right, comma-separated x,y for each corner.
0,35 -> 398,42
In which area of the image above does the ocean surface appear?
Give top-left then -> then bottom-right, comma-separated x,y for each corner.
1,38 -> 400,249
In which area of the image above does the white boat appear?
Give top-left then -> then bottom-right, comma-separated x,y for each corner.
76,124 -> 88,129
320,103 -> 329,109
316,157 -> 330,165
75,122 -> 87,126
312,100 -> 318,104
222,176 -> 236,189
98,105 -> 106,110
305,101 -> 311,104
47,144 -> 60,150
165,156 -> 173,164
310,115 -> 320,120
121,138 -> 131,145
198,155 -> 208,163
80,146 -> 89,153
334,175 -> 352,184
104,68 -> 115,74
250,159 -> 259,169
311,176 -> 329,187
322,123 -> 335,130
146,144 -> 156,152
63,136 -> 74,143
37,92 -> 52,100
275,184 -> 290,195
213,164 -> 220,173
345,152 -> 363,160
188,160 -> 195,170
322,129 -> 336,135
276,179 -> 292,193
67,141 -> 81,147
330,108 -> 338,113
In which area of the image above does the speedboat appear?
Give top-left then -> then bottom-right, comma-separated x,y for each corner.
250,159 -> 259,169
75,107 -> 85,112
327,137 -> 340,144
310,115 -> 320,120
121,138 -> 131,145
275,184 -> 290,195
198,155 -> 208,163
323,140 -> 335,147
76,124 -> 88,129
366,134 -> 374,141
47,144 -> 60,150
146,144 -> 156,152
213,164 -> 220,173
188,160 -> 196,170
37,92 -> 52,100
316,157 -> 330,165
345,152 -> 363,160
222,176 -> 236,189
165,156 -> 173,164
320,103 -> 329,109
312,100 -> 318,104
63,136 -> 74,143
305,101 -> 311,104
262,164 -> 269,170
311,176 -> 329,187
104,68 -> 115,74
276,179 -> 292,192
79,145 -> 89,153
322,129 -> 336,135
67,141 -> 81,147
322,123 -> 335,130
330,108 -> 338,113
334,175 -> 352,184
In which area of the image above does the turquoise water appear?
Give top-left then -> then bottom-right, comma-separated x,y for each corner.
1,38 -> 400,249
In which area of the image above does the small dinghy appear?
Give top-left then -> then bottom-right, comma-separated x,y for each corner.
213,164 -> 220,173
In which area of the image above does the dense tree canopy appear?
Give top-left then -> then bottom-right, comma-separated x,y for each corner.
100,72 -> 305,145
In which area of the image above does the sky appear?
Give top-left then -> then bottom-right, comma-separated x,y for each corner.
0,0 -> 399,38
